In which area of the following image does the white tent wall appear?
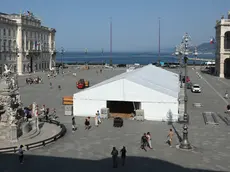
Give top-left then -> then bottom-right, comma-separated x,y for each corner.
73,79 -> 178,102
141,102 -> 178,121
73,79 -> 178,120
73,98 -> 106,117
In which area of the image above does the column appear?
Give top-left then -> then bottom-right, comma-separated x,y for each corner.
219,62 -> 225,78
49,53 -> 52,70
16,24 -> 23,75
220,35 -> 225,54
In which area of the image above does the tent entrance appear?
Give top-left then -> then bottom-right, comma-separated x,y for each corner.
107,101 -> 141,118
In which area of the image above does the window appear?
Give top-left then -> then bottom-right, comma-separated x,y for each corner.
13,29 -> 16,37
13,40 -> 16,50
8,40 -> 11,51
22,41 -> 24,51
8,29 -> 11,36
26,41 -> 28,50
9,55 -> 11,61
4,55 -> 6,61
3,28 -> 6,36
3,40 -> 6,51
30,41 -> 33,50
30,31 -> 32,38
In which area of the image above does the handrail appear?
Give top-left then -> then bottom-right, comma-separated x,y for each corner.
0,119 -> 66,153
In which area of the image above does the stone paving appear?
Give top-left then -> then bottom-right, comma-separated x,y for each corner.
0,66 -> 230,172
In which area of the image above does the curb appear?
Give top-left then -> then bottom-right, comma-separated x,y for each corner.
0,120 -> 66,153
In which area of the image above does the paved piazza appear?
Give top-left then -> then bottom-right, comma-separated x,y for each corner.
1,66 -> 230,172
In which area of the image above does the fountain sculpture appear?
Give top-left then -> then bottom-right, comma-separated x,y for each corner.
0,64 -> 22,142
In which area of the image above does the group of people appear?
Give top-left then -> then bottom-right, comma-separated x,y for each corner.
111,146 -> 127,168
71,110 -> 102,132
140,132 -> 153,151
140,129 -> 174,151
25,76 -> 43,85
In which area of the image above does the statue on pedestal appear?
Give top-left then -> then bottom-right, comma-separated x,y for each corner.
0,64 -> 21,124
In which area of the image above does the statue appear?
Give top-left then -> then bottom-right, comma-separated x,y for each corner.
3,64 -> 12,77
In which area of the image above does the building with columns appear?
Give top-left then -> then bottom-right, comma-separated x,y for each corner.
215,11 -> 230,78
0,11 -> 56,75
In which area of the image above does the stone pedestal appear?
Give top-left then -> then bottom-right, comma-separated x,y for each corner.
10,124 -> 17,143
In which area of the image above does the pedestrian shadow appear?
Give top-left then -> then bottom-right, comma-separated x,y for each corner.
0,153 -> 224,172
171,123 -> 183,143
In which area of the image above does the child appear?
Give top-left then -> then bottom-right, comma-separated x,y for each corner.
167,129 -> 174,147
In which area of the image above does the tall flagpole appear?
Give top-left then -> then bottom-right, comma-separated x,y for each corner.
110,17 -> 112,57
158,17 -> 161,62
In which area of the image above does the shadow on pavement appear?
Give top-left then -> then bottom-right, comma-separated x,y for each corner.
0,153 -> 224,172
172,123 -> 183,143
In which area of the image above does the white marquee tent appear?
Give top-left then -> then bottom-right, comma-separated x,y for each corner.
73,64 -> 180,121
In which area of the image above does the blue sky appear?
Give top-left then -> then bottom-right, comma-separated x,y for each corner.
1,0 -> 230,52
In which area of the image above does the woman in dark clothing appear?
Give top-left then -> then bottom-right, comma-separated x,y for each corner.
72,117 -> 77,132
120,146 -> 127,166
85,117 -> 91,130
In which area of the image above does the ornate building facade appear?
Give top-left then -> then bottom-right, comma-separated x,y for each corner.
0,11 -> 56,75
215,11 -> 230,78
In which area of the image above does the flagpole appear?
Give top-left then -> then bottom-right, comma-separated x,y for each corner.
158,17 -> 161,63
110,17 -> 112,58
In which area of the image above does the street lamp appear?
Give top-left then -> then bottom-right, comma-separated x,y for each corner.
175,46 -> 183,88
60,47 -> 64,74
178,32 -> 196,150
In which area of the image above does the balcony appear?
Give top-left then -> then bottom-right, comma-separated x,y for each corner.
216,19 -> 230,27
25,50 -> 41,57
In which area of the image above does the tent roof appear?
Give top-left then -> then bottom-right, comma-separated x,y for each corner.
79,65 -> 179,98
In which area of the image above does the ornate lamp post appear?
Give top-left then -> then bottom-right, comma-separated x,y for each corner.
177,33 -> 197,150
60,47 -> 64,74
175,46 -> 183,88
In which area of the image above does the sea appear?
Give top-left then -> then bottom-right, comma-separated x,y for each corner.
56,52 -> 215,65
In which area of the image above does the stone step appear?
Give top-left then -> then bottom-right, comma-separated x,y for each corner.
18,128 -> 40,141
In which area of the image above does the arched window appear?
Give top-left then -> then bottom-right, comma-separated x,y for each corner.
3,28 -> 6,36
224,31 -> 230,49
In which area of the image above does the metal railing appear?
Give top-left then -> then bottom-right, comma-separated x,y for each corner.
0,119 -> 66,153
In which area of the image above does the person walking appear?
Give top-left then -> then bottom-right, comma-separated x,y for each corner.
225,90 -> 229,99
146,132 -> 153,149
97,110 -> 101,124
120,146 -> 127,166
72,117 -> 77,132
111,147 -> 118,168
18,145 -> 24,164
49,82 -> 52,89
94,113 -> 99,127
85,117 -> 91,130
167,129 -> 174,147
58,85 -> 61,90
140,133 -> 148,151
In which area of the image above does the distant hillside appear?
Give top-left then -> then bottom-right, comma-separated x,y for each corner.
197,43 -> 216,53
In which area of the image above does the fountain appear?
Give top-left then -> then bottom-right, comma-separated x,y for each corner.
0,64 -> 22,143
